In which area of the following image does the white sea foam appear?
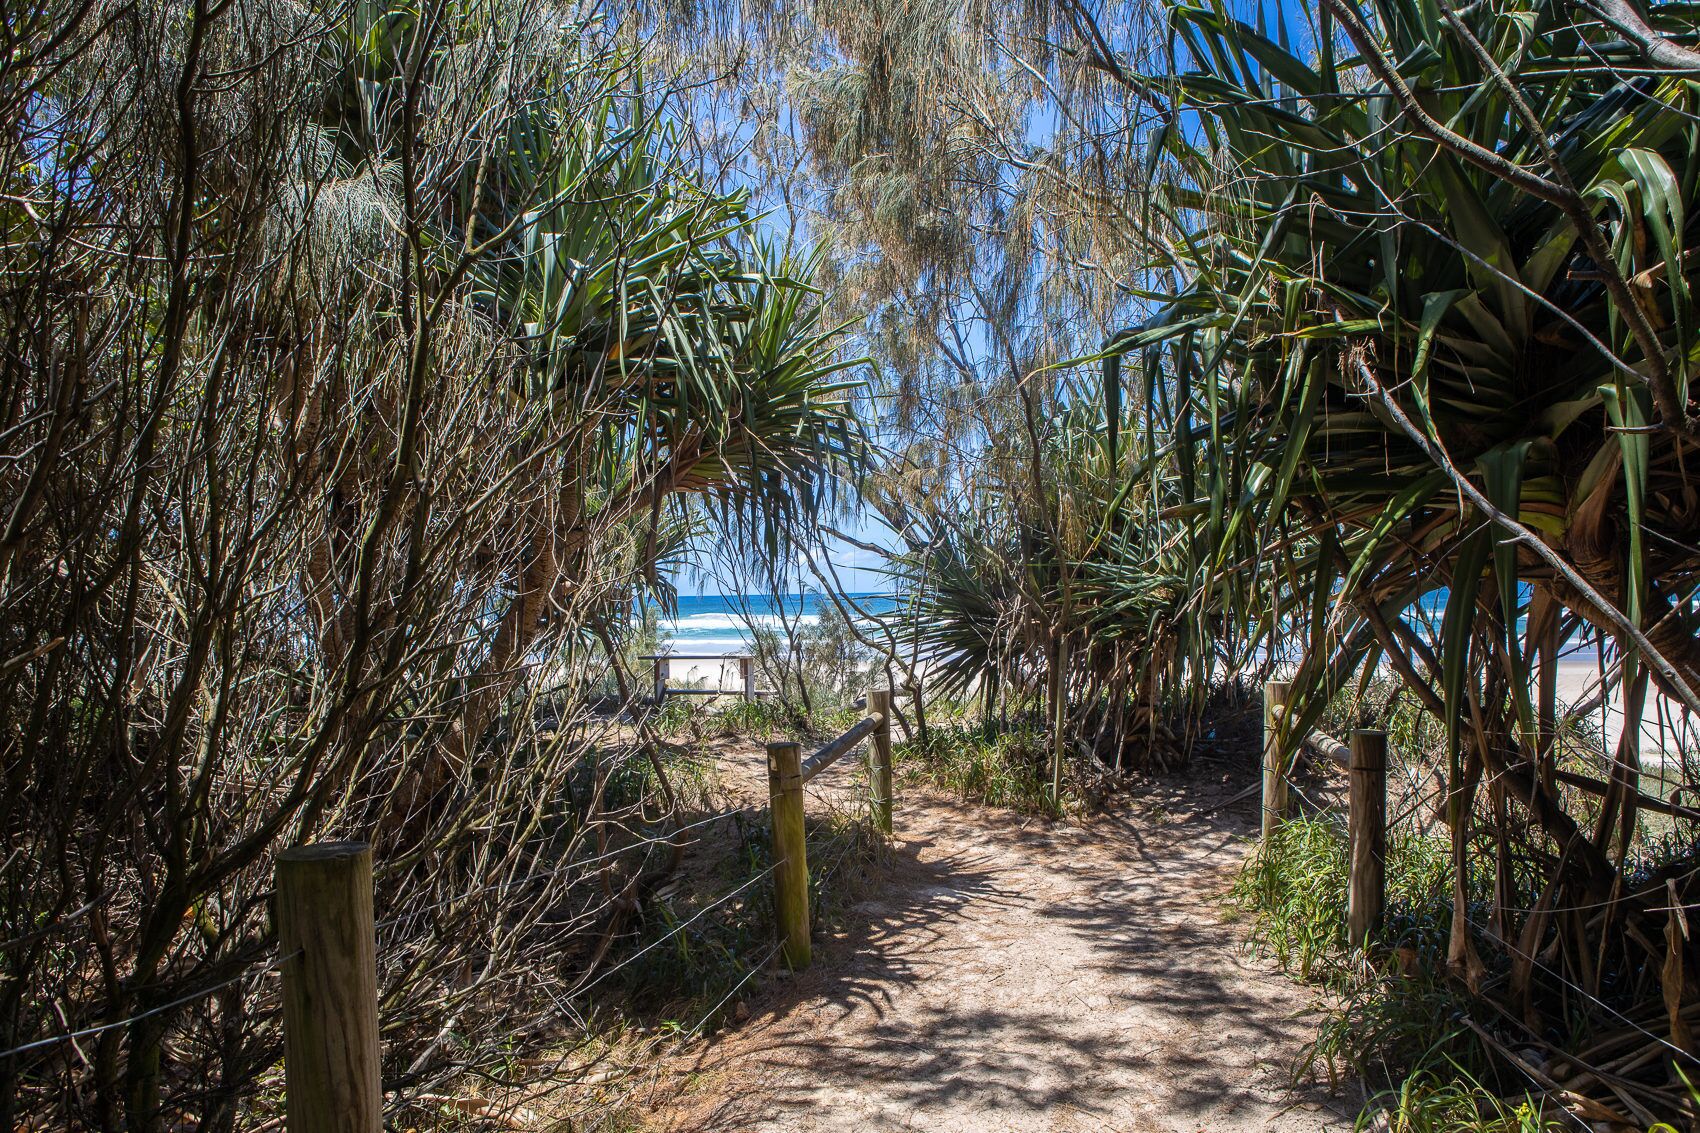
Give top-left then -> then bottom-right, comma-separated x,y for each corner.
660,612 -> 821,635
639,593 -> 896,660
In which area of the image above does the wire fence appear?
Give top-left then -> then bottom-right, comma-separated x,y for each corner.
2,799 -> 773,1064
3,702 -> 894,1131
1259,678 -> 1700,1125
373,804 -> 760,934
0,950 -> 296,1061
568,862 -> 780,999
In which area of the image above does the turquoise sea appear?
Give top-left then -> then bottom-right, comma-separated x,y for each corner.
650,588 -> 1603,660
654,592 -> 900,654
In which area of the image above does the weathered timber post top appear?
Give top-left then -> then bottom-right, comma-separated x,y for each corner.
276,840 -> 381,1133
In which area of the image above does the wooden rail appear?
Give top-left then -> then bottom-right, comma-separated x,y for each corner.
639,651 -> 757,703
801,711 -> 884,780
767,687 -> 897,969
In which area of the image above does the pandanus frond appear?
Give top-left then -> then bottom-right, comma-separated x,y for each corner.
477,91 -> 870,555
1111,0 -> 1700,748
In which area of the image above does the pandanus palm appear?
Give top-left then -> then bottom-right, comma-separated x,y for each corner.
481,96 -> 866,564
891,402 -> 1219,769
394,84 -> 868,800
1113,0 -> 1700,1082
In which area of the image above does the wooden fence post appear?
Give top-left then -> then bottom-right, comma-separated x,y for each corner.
1261,680 -> 1292,843
1050,636 -> 1069,803
1348,729 -> 1388,947
740,656 -> 755,701
277,842 -> 381,1133
868,688 -> 893,835
651,656 -> 666,705
766,740 -> 811,969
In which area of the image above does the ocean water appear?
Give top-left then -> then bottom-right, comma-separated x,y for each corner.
649,587 -> 1604,661
652,592 -> 899,655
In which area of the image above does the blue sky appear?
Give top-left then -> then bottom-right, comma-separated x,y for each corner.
673,505 -> 899,597
665,0 -> 1315,598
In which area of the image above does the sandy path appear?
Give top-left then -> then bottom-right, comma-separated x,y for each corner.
649,758 -> 1353,1132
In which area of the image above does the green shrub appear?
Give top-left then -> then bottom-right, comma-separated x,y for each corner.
652,697 -> 696,738
1362,1074 -> 1560,1133
1231,817 -> 1487,1107
896,720 -> 1063,815
1306,960 -> 1485,1094
1233,815 -> 1459,981
808,704 -> 865,742
711,697 -> 795,739
603,743 -> 719,815
1231,816 -> 1351,980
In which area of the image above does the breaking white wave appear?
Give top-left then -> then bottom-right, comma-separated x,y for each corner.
663,612 -> 822,632
637,592 -> 898,653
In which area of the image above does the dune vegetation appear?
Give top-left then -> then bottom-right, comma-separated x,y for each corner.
5,0 -> 1700,1129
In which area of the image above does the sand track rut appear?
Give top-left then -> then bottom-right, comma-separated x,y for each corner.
652,771 -> 1351,1132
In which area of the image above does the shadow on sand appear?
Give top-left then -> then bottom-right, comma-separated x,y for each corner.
661,781 -> 1350,1131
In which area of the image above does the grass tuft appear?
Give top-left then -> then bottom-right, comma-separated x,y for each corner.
1231,816 -> 1351,980
1231,816 -> 1508,1127
895,720 -> 1065,815
1362,1074 -> 1563,1133
710,697 -> 795,740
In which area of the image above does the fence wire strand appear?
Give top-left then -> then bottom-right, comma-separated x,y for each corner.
1,950 -> 296,1061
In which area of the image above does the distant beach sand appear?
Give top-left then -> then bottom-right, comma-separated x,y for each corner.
657,654 -> 754,692
1554,659 -> 1695,767
651,646 -> 1695,771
